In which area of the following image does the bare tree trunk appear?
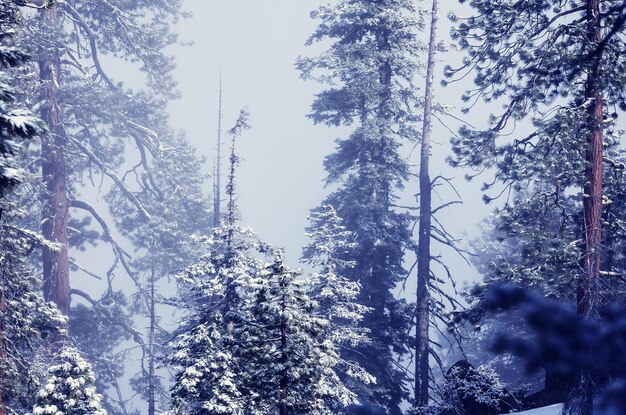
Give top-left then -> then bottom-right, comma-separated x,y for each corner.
213,73 -> 223,228
578,0 -> 604,319
414,0 -> 438,408
39,5 -> 70,316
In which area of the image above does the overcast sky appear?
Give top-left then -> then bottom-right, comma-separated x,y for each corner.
165,1 -> 487,295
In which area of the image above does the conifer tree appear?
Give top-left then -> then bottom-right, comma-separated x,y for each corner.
29,347 -> 107,415
13,0 -> 188,318
448,0 -> 626,317
449,0 -> 626,411
8,2 -> 207,410
298,2 -> 424,411
302,205 -> 375,395
169,108 -> 262,415
243,256 -> 357,415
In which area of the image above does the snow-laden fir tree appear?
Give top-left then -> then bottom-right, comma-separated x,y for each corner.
169,111 -> 361,415
301,205 -> 375,396
168,225 -> 270,415
242,255 -> 358,415
29,347 -> 107,415
298,1 -> 424,411
168,108 -> 261,415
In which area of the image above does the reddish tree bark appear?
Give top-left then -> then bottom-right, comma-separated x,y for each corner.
578,0 -> 604,318
0,270 -> 6,415
39,4 -> 70,316
414,0 -> 438,408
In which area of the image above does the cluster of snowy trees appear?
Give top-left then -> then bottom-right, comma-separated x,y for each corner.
2,0 -> 626,415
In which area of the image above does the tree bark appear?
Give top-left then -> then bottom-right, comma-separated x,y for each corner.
0,270 -> 6,415
39,4 -> 70,316
147,270 -> 156,415
578,0 -> 604,319
414,0 -> 438,408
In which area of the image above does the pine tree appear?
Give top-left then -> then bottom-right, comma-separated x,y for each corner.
169,108 -> 260,415
243,256 -> 357,415
8,1 -> 205,410
298,1 -> 424,411
168,224 -> 271,415
170,111 -> 360,415
29,347 -> 107,415
448,0 -> 626,411
447,0 -> 626,317
13,0 -> 186,316
301,205 -> 375,395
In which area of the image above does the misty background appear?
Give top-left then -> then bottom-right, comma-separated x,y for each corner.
167,0 -> 485,288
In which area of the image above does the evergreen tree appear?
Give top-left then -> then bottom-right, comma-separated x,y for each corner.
168,225 -> 270,415
449,1 -> 626,411
298,1 -> 424,411
29,347 -> 107,415
13,0 -> 186,320
301,205 -> 375,395
169,108 -> 261,415
243,256 -> 357,415
7,1 -> 208,411
447,0 -> 626,317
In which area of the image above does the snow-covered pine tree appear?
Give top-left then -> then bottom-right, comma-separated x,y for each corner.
168,108 -> 261,415
447,0 -> 626,318
243,255 -> 357,415
301,205 -> 375,396
29,347 -> 107,415
448,1 -> 626,411
14,0 -> 186,320
298,2 -> 424,411
168,225 -> 269,415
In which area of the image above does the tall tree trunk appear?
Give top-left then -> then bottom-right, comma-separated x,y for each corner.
39,5 -> 70,316
414,0 -> 438,408
578,0 -> 604,319
147,270 -> 156,415
213,73 -> 223,228
0,270 -> 6,415
572,2 -> 605,414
